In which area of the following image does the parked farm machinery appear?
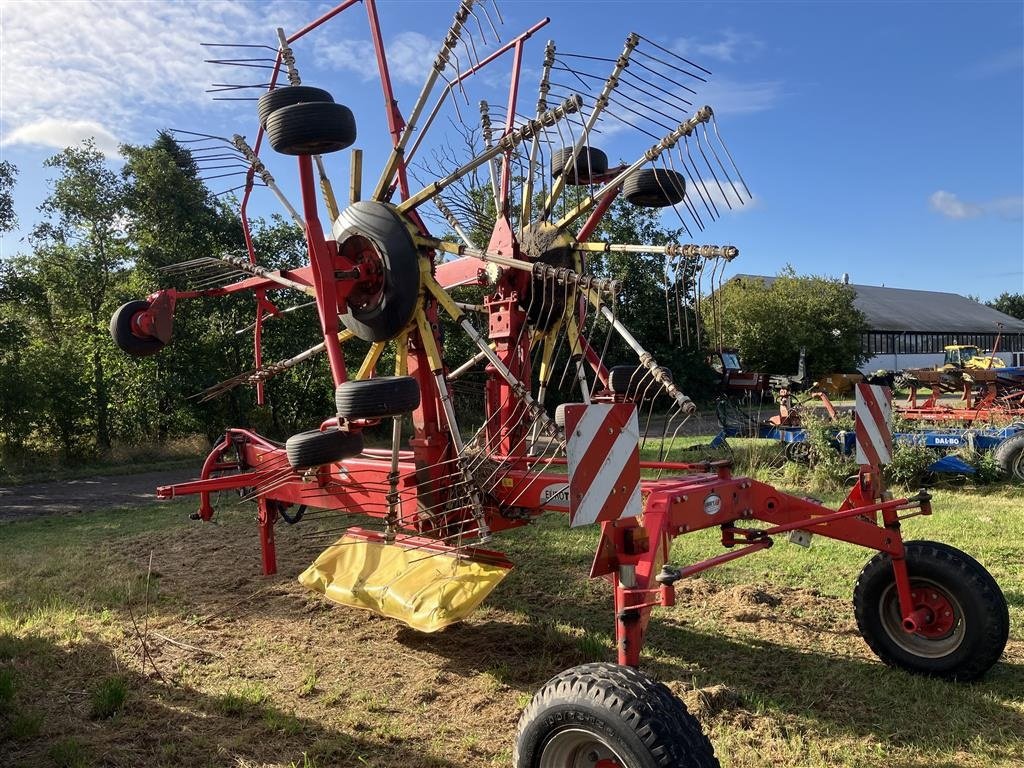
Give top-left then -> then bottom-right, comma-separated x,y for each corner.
110,3 -> 1009,765
715,394 -> 1024,482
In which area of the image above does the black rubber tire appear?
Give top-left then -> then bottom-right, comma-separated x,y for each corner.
853,540 -> 1008,681
623,168 -> 687,208
109,300 -> 165,358
784,440 -> 812,465
514,663 -> 718,768
285,428 -> 364,469
336,376 -> 420,419
551,146 -> 608,184
333,201 -> 421,342
992,433 -> 1024,482
608,365 -> 672,400
257,85 -> 334,128
266,101 -> 356,156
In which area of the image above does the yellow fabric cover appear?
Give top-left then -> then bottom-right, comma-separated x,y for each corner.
299,535 -> 511,633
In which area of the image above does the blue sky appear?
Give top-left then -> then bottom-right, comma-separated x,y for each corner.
1,0 -> 1021,300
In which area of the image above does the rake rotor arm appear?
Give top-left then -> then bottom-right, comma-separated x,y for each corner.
424,274 -> 559,438
556,105 -> 715,230
540,32 -> 639,221
404,17 -> 552,173
397,95 -> 583,214
373,0 -> 477,201
593,300 -> 696,414
574,242 -> 739,261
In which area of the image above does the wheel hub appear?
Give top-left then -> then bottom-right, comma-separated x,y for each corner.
331,200 -> 422,342
338,234 -> 386,311
909,587 -> 957,637
539,728 -> 626,768
880,577 -> 964,658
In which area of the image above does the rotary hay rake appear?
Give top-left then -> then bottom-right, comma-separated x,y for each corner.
109,3 -> 1009,765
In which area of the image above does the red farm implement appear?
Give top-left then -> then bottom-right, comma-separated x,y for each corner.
110,3 -> 1009,765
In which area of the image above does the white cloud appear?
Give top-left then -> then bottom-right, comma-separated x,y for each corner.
673,30 -> 765,65
1,118 -> 122,157
0,0 -> 309,143
696,78 -> 783,116
314,30 -> 439,86
930,190 -> 1023,221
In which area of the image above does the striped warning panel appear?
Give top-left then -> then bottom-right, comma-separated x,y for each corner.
855,383 -> 893,467
564,403 -> 642,528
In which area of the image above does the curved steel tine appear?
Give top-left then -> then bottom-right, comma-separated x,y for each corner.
694,126 -> 730,210
684,136 -> 719,218
712,113 -> 752,200
702,123 -> 741,206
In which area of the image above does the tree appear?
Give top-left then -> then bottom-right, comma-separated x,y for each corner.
0,160 -> 17,233
707,268 -> 869,377
29,140 -> 130,449
988,292 -> 1024,321
118,133 -> 247,442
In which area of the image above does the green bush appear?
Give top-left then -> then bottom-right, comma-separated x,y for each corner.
885,443 -> 937,488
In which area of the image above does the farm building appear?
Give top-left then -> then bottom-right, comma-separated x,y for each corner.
729,275 -> 1024,371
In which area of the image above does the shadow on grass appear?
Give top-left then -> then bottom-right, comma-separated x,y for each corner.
399,596 -> 1023,760
0,633 -> 459,768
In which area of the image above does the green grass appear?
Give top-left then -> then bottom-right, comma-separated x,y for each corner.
0,436 -> 209,485
0,467 -> 1019,767
48,738 -> 92,768
89,676 -> 128,719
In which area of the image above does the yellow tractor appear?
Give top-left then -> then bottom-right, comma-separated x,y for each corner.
942,344 -> 1007,371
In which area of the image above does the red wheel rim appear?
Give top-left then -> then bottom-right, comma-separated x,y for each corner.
910,585 -> 957,637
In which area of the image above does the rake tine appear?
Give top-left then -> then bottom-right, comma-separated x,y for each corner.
702,123 -> 741,206
683,138 -> 719,219
694,126 -> 731,210
711,112 -> 752,200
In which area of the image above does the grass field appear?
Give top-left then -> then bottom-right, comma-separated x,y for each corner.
0,476 -> 1021,767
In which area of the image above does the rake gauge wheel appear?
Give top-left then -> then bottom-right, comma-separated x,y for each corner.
266,101 -> 356,156
853,540 -> 1008,681
608,365 -> 672,400
336,376 -> 421,420
514,663 -> 719,768
257,85 -> 335,128
333,201 -> 422,342
285,428 -> 364,470
623,168 -> 687,208
110,300 -> 166,358
551,146 -> 608,185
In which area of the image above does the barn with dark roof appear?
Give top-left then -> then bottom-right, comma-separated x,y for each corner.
730,275 -> 1024,371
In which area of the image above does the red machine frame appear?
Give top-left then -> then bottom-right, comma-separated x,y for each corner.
135,0 -> 942,670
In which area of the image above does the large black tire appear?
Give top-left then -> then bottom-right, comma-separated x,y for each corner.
992,432 -> 1024,482
109,300 -> 165,358
623,169 -> 686,208
257,85 -> 334,128
333,201 -> 421,342
285,428 -> 364,469
608,365 -> 672,400
514,663 -> 718,768
266,101 -> 356,156
336,376 -> 420,419
853,540 -> 1008,681
551,146 -> 608,185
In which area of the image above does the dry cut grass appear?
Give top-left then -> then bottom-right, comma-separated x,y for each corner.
0,481 -> 1021,767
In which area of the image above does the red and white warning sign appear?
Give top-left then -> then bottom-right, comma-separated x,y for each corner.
855,383 -> 893,467
564,403 -> 642,528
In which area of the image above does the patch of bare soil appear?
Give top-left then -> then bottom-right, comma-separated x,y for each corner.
4,512 -> 1021,767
